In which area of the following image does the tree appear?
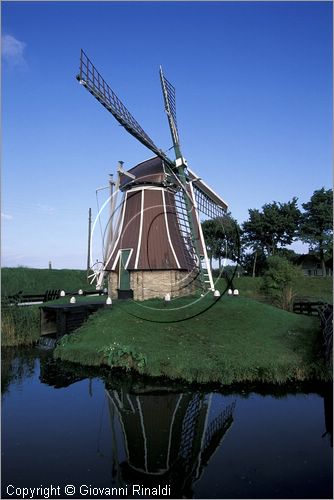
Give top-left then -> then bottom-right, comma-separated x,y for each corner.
299,188 -> 333,276
201,219 -> 220,269
275,248 -> 301,264
202,213 -> 241,270
239,246 -> 267,277
242,198 -> 301,257
214,213 -> 242,267
261,255 -> 303,311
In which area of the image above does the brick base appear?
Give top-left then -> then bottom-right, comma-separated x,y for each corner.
108,269 -> 199,301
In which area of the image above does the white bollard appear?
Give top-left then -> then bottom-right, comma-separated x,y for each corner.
78,289 -> 83,295
164,293 -> 171,302
106,297 -> 112,306
214,290 -> 221,297
60,290 -> 66,297
70,296 -> 76,304
233,289 -> 239,296
227,289 -> 233,296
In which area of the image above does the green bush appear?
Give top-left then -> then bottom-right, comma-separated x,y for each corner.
262,256 -> 303,311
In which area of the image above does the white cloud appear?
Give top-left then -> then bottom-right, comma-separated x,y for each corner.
1,212 -> 13,220
2,34 -> 27,68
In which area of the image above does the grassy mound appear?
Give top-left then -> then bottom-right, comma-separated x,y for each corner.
54,295 -> 328,385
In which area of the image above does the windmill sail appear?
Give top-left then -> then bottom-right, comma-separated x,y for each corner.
160,68 -> 212,289
188,167 -> 228,218
77,50 -> 171,165
160,67 -> 180,154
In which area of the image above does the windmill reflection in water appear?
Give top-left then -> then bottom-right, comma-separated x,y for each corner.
106,388 -> 235,498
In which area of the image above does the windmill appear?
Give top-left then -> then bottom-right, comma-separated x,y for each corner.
77,50 -> 228,300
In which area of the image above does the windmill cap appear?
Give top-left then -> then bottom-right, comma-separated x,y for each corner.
119,156 -> 168,190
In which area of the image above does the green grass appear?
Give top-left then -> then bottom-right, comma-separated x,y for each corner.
216,276 -> 264,300
216,276 -> 333,303
55,295 -> 329,385
42,294 -> 106,306
293,276 -> 333,303
1,267 -> 94,296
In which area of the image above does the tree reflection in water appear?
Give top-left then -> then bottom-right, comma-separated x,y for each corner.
1,348 -> 37,395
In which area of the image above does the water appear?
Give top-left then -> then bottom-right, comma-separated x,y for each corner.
37,336 -> 58,350
1,348 -> 332,499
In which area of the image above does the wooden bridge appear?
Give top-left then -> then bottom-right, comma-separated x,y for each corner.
40,299 -> 107,338
2,288 -> 109,340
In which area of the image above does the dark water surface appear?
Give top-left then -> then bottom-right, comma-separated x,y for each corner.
1,348 -> 333,499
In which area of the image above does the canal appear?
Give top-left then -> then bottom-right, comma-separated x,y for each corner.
1,347 -> 332,499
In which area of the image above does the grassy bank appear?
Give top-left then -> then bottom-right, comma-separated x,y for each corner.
1,267 -> 94,296
55,295 -> 329,385
215,275 -> 333,303
292,275 -> 333,303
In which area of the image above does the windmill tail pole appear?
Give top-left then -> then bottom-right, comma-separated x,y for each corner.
87,207 -> 92,273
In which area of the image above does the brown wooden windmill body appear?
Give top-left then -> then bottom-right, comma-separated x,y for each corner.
105,157 -> 208,300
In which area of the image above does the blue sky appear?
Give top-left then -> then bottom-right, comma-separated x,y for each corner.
2,1 -> 332,269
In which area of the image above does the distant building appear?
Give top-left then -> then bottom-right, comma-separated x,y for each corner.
297,254 -> 332,277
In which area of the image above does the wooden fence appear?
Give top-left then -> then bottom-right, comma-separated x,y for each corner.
318,303 -> 333,368
293,299 -> 327,316
2,289 -> 106,306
